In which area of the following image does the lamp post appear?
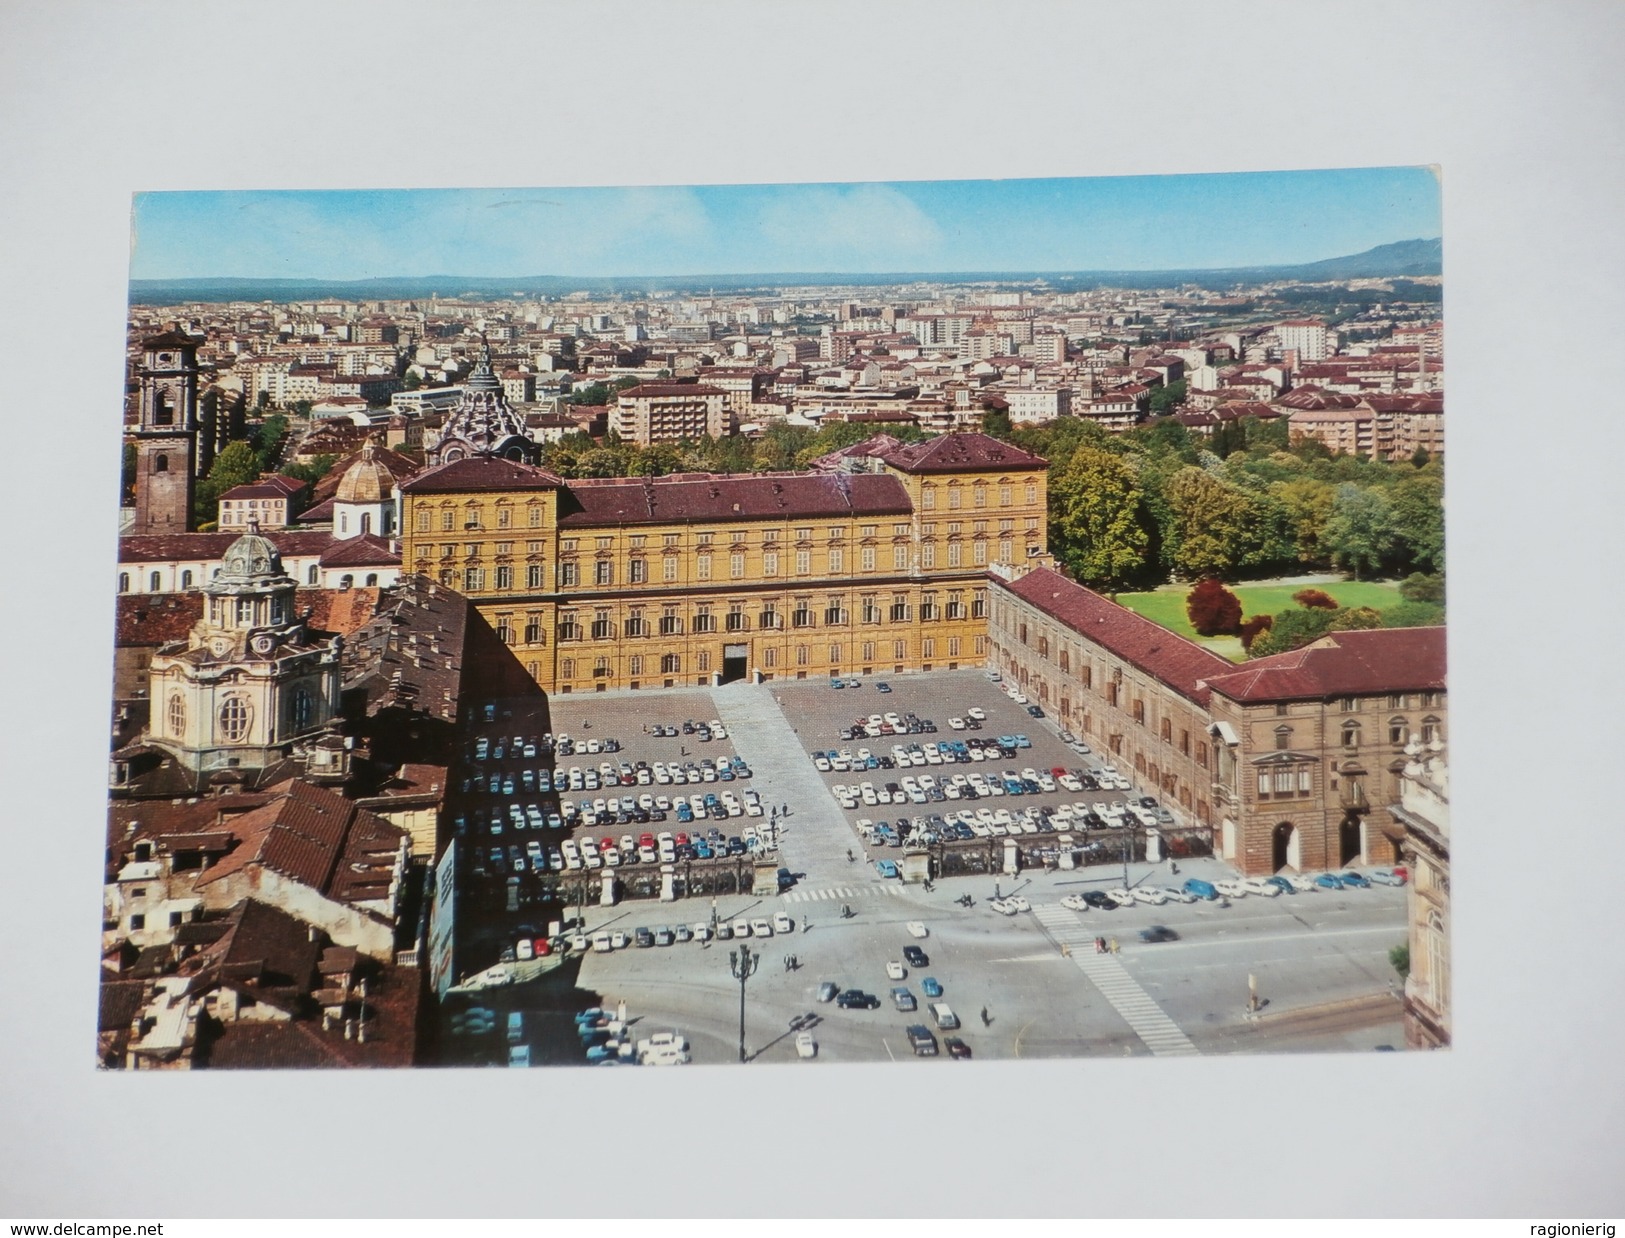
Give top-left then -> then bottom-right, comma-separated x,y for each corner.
728,942 -> 758,1063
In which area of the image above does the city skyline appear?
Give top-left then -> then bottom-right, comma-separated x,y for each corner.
130,167 -> 1441,282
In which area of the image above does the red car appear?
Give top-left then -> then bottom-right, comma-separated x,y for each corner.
674,832 -> 690,846
638,832 -> 656,849
597,837 -> 616,852
1050,767 -> 1068,779
534,938 -> 553,957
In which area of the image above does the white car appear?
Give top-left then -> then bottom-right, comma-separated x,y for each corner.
795,1031 -> 817,1059
692,922 -> 713,942
1060,894 -> 1089,911
989,898 -> 1017,916
1241,878 -> 1281,898
948,717 -> 966,730
967,707 -> 987,721
1214,880 -> 1248,899
1286,874 -> 1318,893
1008,895 -> 1032,912
1059,774 -> 1083,793
751,918 -> 774,938
732,918 -> 753,938
812,755 -> 831,772
1160,886 -> 1195,904
1106,888 -> 1137,908
1132,886 -> 1168,906
886,960 -> 907,980
773,912 -> 794,934
906,920 -> 928,939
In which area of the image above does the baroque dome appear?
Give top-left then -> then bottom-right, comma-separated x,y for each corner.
335,441 -> 394,504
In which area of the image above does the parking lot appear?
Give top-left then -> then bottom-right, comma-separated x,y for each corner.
445,669 -> 1410,1065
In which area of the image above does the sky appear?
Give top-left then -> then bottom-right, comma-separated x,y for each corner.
129,167 -> 1441,281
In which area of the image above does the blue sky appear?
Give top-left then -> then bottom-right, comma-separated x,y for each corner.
130,167 -> 1440,280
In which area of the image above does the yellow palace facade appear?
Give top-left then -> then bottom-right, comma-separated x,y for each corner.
396,432 -> 1049,694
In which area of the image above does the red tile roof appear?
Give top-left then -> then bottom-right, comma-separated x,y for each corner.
398,457 -> 565,495
999,569 -> 1234,704
1202,627 -> 1446,704
115,593 -> 204,647
318,534 -> 400,568
558,471 -> 911,527
619,383 -> 726,398
119,530 -> 335,563
877,432 -> 1047,474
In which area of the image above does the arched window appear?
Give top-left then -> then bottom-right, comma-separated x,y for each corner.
339,513 -> 348,534
153,453 -> 169,473
149,571 -> 162,591
339,574 -> 354,589
180,570 -> 193,589
1341,722 -> 1361,750
307,564 -> 319,584
118,573 -> 130,593
1275,724 -> 1292,751
365,573 -> 378,587
360,512 -> 372,535
167,694 -> 186,737
217,696 -> 250,742
1421,716 -> 1441,744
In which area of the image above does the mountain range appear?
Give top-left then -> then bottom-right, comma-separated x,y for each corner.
128,238 -> 1442,304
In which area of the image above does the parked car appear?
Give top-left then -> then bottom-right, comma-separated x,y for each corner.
795,1031 -> 817,1059
874,859 -> 899,879
1182,878 -> 1219,900
891,987 -> 918,1012
836,989 -> 880,1010
903,945 -> 929,968
944,1036 -> 972,1059
1263,875 -> 1296,895
1369,868 -> 1407,886
921,976 -> 943,998
817,981 -> 839,1003
1313,873 -> 1345,890
905,1024 -> 939,1056
1241,878 -> 1281,898
886,960 -> 907,980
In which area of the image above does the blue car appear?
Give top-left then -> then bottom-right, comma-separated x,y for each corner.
875,859 -> 899,879
676,803 -> 693,824
1339,871 -> 1371,888
1013,735 -> 1032,749
876,682 -> 892,693
1313,872 -> 1345,890
921,977 -> 943,998
1263,875 -> 1295,895
1183,878 -> 1219,900
831,679 -> 845,689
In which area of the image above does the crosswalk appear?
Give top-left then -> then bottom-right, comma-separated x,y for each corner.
1031,903 -> 1200,1057
781,884 -> 905,904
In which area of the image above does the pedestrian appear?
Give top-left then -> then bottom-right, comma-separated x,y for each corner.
802,916 -> 808,932
1095,936 -> 1105,954
1109,937 -> 1119,955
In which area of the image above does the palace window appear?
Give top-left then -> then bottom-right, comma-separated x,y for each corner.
921,486 -> 935,510
559,562 -> 578,587
1275,725 -> 1292,750
698,652 -> 711,673
661,653 -> 680,674
497,507 -> 511,529
796,645 -> 809,666
562,658 -> 575,678
624,611 -> 645,637
829,547 -> 844,573
1390,718 -> 1408,745
217,696 -> 250,743
464,567 -> 484,592
660,608 -> 682,636
824,600 -> 846,625
1161,717 -> 1172,743
726,604 -> 747,632
890,595 -> 910,623
1025,483 -> 1037,504
921,594 -> 938,621
1342,722 -> 1361,750
663,556 -> 678,582
595,560 -> 614,586
441,510 -> 455,531
973,484 -> 987,508
972,591 -> 986,619
558,614 -> 582,641
999,485 -> 1011,507
861,546 -> 876,571
696,554 -> 712,581
527,564 -> 544,589
629,558 -> 646,584
759,604 -> 780,629
893,639 -> 905,659
763,552 -> 779,577
591,610 -> 613,640
528,506 -> 543,527
730,553 -> 745,579
524,617 -> 542,644
167,694 -> 185,737
796,550 -> 811,575
1421,716 -> 1441,744
694,608 -> 716,634
973,541 -> 988,565
629,655 -> 643,676
892,545 -> 908,570
495,565 -> 512,590
496,618 -> 513,645
792,602 -> 814,628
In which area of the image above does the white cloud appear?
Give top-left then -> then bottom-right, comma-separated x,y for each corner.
752,183 -> 943,268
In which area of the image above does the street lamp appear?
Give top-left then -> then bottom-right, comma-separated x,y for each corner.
728,942 -> 758,1063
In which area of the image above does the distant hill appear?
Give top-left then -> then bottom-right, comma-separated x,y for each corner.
128,238 -> 1443,304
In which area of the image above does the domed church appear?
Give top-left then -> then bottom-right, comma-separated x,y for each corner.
424,342 -> 540,467
144,520 -> 343,771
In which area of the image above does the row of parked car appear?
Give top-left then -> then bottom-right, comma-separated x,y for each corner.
1053,867 -> 1410,912
469,732 -> 623,764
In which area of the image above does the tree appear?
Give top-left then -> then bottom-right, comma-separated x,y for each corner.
401,370 -> 421,390
1399,571 -> 1446,605
282,454 -> 336,487
1381,600 -> 1446,628
1322,483 -> 1396,579
1247,605 -> 1335,658
1389,475 -> 1445,575
194,440 -> 262,524
1238,614 -> 1274,652
1147,378 -> 1187,417
120,441 -> 138,505
1186,578 -> 1243,636
1388,943 -> 1410,981
1270,477 -> 1338,566
1164,466 -> 1255,579
1292,588 -> 1339,610
1048,445 -> 1150,589
1326,605 -> 1383,632
981,407 -> 1013,439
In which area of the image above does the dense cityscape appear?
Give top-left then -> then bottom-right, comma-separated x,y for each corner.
104,251 -> 1449,1070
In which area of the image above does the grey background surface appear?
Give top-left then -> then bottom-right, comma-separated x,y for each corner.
0,0 -> 1621,1219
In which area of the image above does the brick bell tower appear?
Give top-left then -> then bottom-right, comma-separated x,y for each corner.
131,329 -> 201,534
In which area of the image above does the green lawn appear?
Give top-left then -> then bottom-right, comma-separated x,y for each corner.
1115,580 -> 1406,660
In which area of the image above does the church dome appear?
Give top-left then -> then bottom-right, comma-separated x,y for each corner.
335,441 -> 393,504
208,517 -> 295,593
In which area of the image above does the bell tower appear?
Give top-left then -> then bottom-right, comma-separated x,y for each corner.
131,330 -> 201,534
